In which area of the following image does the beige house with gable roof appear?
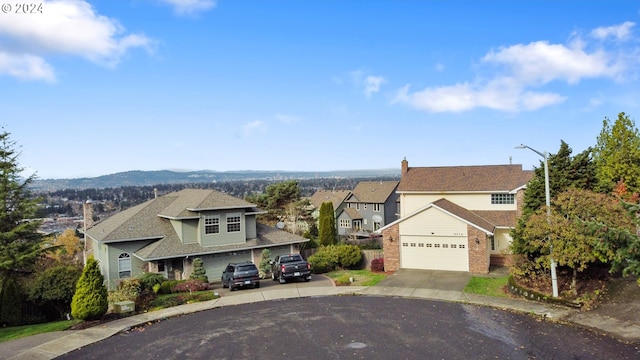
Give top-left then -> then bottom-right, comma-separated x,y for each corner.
378,159 -> 532,273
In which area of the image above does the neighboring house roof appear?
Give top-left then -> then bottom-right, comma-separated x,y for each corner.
347,181 -> 399,203
341,207 -> 363,220
309,190 -> 351,209
398,164 -> 533,192
86,188 -> 307,260
377,198 -> 515,235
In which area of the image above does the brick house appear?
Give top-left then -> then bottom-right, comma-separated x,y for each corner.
377,159 -> 532,273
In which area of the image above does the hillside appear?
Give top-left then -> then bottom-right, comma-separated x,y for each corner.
30,168 -> 400,192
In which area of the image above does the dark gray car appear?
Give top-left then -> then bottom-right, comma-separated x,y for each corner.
221,262 -> 260,291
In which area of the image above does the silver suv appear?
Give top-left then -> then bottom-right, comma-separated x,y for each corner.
221,262 -> 260,291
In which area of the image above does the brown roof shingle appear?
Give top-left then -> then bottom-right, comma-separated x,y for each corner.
398,164 -> 533,192
348,181 -> 399,203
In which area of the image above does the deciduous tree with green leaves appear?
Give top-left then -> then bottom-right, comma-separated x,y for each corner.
593,112 -> 640,195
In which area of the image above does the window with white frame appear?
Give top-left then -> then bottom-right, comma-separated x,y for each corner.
356,203 -> 360,210
491,193 -> 515,204
339,219 -> 351,228
373,204 -> 381,212
118,253 -> 131,278
353,220 -> 361,230
227,213 -> 241,232
204,215 -> 220,234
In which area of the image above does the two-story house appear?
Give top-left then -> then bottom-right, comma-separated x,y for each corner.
378,159 -> 532,274
337,181 -> 399,238
85,188 -> 308,289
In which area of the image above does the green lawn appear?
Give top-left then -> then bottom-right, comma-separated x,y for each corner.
463,276 -> 510,298
326,269 -> 387,286
0,319 -> 83,343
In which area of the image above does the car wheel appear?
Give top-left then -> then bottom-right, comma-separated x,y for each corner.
255,281 -> 260,289
279,275 -> 286,284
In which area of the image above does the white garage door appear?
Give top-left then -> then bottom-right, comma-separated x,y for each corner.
400,235 -> 469,271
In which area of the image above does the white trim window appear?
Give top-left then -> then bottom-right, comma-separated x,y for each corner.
373,204 -> 381,212
339,219 -> 351,228
491,194 -> 515,204
204,215 -> 220,234
227,213 -> 241,232
118,253 -> 131,278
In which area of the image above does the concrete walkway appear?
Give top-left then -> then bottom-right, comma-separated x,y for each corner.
3,271 -> 640,359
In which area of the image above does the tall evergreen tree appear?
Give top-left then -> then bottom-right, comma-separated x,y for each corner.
593,112 -> 640,194
318,202 -> 337,246
0,130 -> 49,325
0,130 -> 45,279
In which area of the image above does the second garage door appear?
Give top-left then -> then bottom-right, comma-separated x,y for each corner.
400,235 -> 469,271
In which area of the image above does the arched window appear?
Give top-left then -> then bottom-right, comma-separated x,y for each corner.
118,253 -> 131,278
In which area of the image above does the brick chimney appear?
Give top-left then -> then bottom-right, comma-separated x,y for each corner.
401,157 -> 408,177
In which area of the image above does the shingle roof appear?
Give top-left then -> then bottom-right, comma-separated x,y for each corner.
397,164 -> 533,192
347,181 -> 399,203
432,198 -> 496,233
342,207 -> 363,220
134,223 -> 307,260
159,188 -> 256,218
309,190 -> 351,209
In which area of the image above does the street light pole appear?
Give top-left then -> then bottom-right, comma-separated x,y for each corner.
516,144 -> 559,298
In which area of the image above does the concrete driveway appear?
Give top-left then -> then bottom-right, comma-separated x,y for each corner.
374,269 -> 473,291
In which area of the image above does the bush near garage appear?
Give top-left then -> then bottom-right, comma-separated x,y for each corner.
308,244 -> 363,273
370,258 -> 384,272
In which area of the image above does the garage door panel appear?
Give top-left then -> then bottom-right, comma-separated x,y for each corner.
400,235 -> 468,271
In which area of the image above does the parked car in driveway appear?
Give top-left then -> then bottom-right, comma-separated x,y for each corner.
270,254 -> 312,284
221,262 -> 260,291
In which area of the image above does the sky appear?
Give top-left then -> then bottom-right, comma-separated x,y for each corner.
1,1 -> 639,180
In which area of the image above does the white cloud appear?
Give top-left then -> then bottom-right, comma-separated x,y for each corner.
241,120 -> 265,137
394,22 -> 634,113
0,52 -> 55,82
591,21 -> 635,41
482,40 -> 622,84
157,0 -> 216,16
0,0 -> 153,81
275,113 -> 299,123
364,75 -> 386,97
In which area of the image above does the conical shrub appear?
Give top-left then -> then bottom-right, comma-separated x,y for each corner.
71,257 -> 108,320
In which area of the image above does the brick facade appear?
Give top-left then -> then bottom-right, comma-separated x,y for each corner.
467,225 -> 489,274
381,223 -> 400,272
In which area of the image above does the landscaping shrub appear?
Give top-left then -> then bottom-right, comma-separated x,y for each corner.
371,258 -> 384,272
336,244 -> 362,269
189,258 -> 208,283
308,246 -> 338,273
139,272 -> 167,292
26,265 -> 82,321
109,278 -> 141,303
258,249 -> 272,277
172,279 -> 208,294
71,257 -> 108,321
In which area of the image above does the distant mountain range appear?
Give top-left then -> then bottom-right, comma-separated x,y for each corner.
30,169 -> 401,192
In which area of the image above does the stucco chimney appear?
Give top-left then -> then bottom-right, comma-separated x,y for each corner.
401,157 -> 408,177
83,200 -> 94,229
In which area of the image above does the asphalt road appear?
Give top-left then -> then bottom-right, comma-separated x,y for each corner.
57,296 -> 639,360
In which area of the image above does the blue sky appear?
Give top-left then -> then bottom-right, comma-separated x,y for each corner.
1,1 -> 639,179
